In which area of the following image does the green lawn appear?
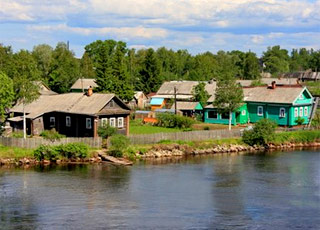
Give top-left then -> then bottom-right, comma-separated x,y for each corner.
130,120 -> 181,135
0,145 -> 34,159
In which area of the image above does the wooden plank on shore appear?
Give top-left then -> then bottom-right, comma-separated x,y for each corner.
98,151 -> 133,166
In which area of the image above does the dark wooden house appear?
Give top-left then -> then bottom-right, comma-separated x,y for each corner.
8,91 -> 131,137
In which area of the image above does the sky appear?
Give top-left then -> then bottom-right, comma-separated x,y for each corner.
1,0 -> 320,57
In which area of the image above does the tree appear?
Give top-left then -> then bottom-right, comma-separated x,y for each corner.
48,42 -> 80,93
32,44 -> 53,81
262,46 -> 290,76
192,82 -> 210,106
0,72 -> 14,120
138,48 -> 161,94
15,76 -> 40,139
214,78 -> 243,130
243,51 -> 261,79
80,52 -> 95,79
0,44 -> 14,77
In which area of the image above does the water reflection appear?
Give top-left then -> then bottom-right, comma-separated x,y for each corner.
0,150 -> 319,229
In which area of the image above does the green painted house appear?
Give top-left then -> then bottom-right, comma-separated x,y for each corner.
243,86 -> 313,126
204,86 -> 313,126
204,104 -> 249,125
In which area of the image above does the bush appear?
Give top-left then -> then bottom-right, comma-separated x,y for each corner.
295,116 -> 305,125
40,129 -> 65,141
203,126 -> 210,130
242,118 -> 277,146
56,143 -> 89,159
156,113 -> 195,129
311,110 -> 320,129
33,143 -> 89,161
11,131 -> 24,138
109,134 -> 130,158
33,144 -> 59,161
98,124 -> 117,139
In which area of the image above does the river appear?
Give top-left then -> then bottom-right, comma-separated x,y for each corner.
0,150 -> 319,230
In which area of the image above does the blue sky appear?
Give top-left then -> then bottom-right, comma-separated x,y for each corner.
1,0 -> 320,57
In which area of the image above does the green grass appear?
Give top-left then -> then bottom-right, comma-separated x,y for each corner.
0,144 -> 34,159
305,81 -> 320,96
273,130 -> 320,144
130,120 -> 181,135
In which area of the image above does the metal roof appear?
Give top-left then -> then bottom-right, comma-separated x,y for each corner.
150,98 -> 164,105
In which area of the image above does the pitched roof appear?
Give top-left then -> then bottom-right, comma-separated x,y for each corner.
156,80 -> 216,96
170,101 -> 200,110
243,86 -> 307,104
150,98 -> 164,105
70,78 -> 98,90
236,78 -> 299,87
10,93 -> 129,119
34,81 -> 57,95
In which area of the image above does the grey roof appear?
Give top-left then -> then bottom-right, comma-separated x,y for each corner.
279,71 -> 320,80
243,86 -> 308,104
71,78 -> 98,90
170,101 -> 199,110
10,93 -> 128,119
34,81 -> 57,95
236,78 -> 299,87
156,80 -> 216,96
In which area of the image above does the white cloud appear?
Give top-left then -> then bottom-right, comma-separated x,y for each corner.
28,24 -> 168,39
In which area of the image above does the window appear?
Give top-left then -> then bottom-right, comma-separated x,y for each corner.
221,112 -> 230,119
86,118 -> 92,129
66,116 -> 71,127
257,106 -> 263,116
294,108 -> 298,117
242,110 -> 246,116
299,107 -> 303,117
101,118 -> 108,127
279,108 -> 285,118
109,118 -> 116,127
208,111 -> 218,119
117,117 -> 124,128
304,107 -> 308,117
50,117 -> 55,127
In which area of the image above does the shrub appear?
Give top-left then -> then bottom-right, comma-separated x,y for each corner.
156,113 -> 195,129
311,110 -> 320,129
40,129 -> 65,141
109,134 -> 130,158
33,143 -> 89,161
295,116 -> 305,125
203,126 -> 210,130
98,124 -> 117,139
33,144 -> 59,161
242,118 -> 277,146
11,131 -> 24,138
56,143 -> 89,159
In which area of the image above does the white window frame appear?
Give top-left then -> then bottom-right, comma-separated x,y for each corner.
279,108 -> 285,118
86,118 -> 92,129
299,107 -> 303,117
294,108 -> 298,117
117,117 -> 124,128
109,118 -> 116,127
242,110 -> 246,116
257,106 -> 263,116
304,107 -> 308,117
66,116 -> 71,127
101,118 -> 108,127
50,117 -> 55,127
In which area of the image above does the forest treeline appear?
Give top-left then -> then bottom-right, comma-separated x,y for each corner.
1,40 -> 320,101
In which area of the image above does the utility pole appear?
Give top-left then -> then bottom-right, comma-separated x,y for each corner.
174,86 -> 177,115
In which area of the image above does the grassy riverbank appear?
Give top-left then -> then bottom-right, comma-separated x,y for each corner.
0,145 -> 34,159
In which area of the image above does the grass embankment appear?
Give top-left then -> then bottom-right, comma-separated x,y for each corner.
0,144 -> 34,159
273,130 -> 320,145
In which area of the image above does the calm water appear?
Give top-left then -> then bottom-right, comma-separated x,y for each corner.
0,150 -> 319,230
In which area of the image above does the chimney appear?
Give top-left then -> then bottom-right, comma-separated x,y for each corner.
87,86 -> 93,96
271,81 -> 276,89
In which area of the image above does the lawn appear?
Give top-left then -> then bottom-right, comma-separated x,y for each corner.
130,120 -> 181,135
0,144 -> 34,159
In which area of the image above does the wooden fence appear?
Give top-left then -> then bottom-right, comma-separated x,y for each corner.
128,129 -> 242,145
0,137 -> 102,149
